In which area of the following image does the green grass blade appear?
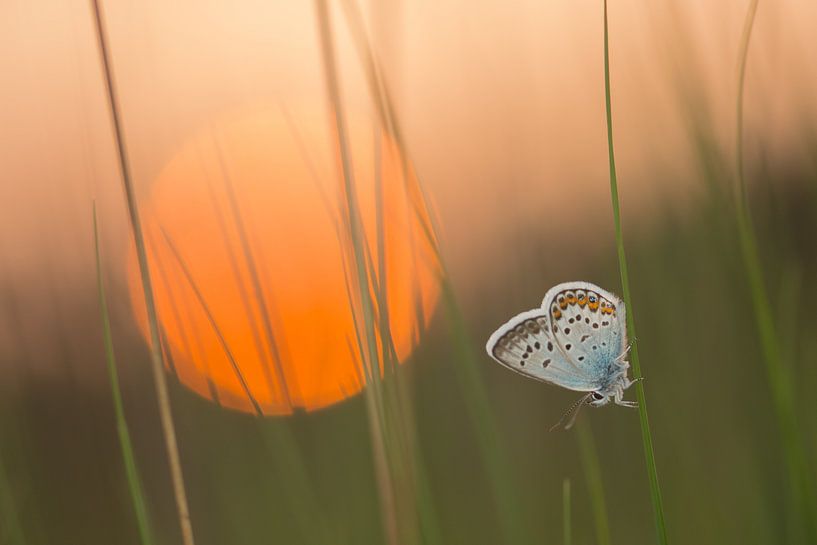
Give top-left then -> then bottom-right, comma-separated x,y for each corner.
0,452 -> 26,545
156,225 -> 332,545
734,1 -> 817,540
439,281 -> 530,545
93,203 -> 155,545
258,420 -> 333,545
313,2 -> 402,543
89,2 -> 196,543
601,1 -> 668,543
563,478 -> 571,545
335,3 -> 529,541
576,421 -> 612,545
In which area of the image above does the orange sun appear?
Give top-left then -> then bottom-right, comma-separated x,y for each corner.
128,105 -> 440,415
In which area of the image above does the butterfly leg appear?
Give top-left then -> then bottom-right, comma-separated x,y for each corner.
615,343 -> 635,365
626,376 -> 644,387
615,336 -> 640,363
613,386 -> 638,408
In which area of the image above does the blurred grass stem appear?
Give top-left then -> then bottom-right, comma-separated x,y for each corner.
89,1 -> 195,543
338,3 -> 529,541
0,453 -> 26,545
562,479 -> 571,545
93,204 -> 155,545
313,1 -> 401,543
602,1 -> 668,543
576,421 -> 612,545
734,0 -> 817,539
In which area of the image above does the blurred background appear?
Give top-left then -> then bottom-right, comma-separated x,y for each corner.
1,0 -> 817,544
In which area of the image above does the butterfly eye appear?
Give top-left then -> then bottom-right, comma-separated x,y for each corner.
591,392 -> 603,401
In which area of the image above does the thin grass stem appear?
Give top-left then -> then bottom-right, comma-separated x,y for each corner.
157,224 -> 330,545
93,203 -> 155,545
0,452 -> 26,545
257,420 -> 332,545
88,2 -> 195,543
440,282 -> 529,545
337,4 -> 529,542
198,145 -> 274,403
313,2 -> 402,543
212,141 -> 294,409
601,2 -> 668,543
734,1 -> 817,539
576,421 -> 612,545
157,226 -> 263,415
563,479 -> 572,545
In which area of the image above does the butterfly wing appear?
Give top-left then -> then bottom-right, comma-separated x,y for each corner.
541,281 -> 627,382
486,309 -> 601,392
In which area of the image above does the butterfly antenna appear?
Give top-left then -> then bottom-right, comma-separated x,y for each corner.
549,393 -> 592,432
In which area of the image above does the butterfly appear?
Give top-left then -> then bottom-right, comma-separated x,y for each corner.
485,281 -> 639,430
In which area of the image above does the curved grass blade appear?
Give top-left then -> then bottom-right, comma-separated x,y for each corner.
157,225 -> 331,545
93,203 -> 155,545
338,3 -> 530,542
601,1 -> 668,543
313,2 -> 402,543
88,2 -> 195,542
576,421 -> 612,545
563,478 -> 572,545
0,454 -> 26,545
734,1 -> 817,540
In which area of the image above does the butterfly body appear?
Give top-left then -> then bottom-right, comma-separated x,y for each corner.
486,281 -> 638,428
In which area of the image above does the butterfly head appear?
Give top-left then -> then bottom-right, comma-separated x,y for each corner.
587,391 -> 610,407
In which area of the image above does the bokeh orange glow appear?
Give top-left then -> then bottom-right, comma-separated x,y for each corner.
128,104 -> 440,415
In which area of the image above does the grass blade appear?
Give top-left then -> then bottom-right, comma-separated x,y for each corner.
0,453 -> 26,545
156,226 -> 263,415
257,420 -> 333,545
211,141 -> 294,409
563,478 -> 571,545
155,224 -> 332,545
734,1 -> 817,540
313,2 -> 402,543
576,421 -> 612,545
601,1 -> 668,543
88,2 -> 195,543
439,282 -> 529,545
93,203 -> 155,545
337,4 -> 530,541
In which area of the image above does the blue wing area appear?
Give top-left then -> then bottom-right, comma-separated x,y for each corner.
541,282 -> 627,385
486,309 -> 603,392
